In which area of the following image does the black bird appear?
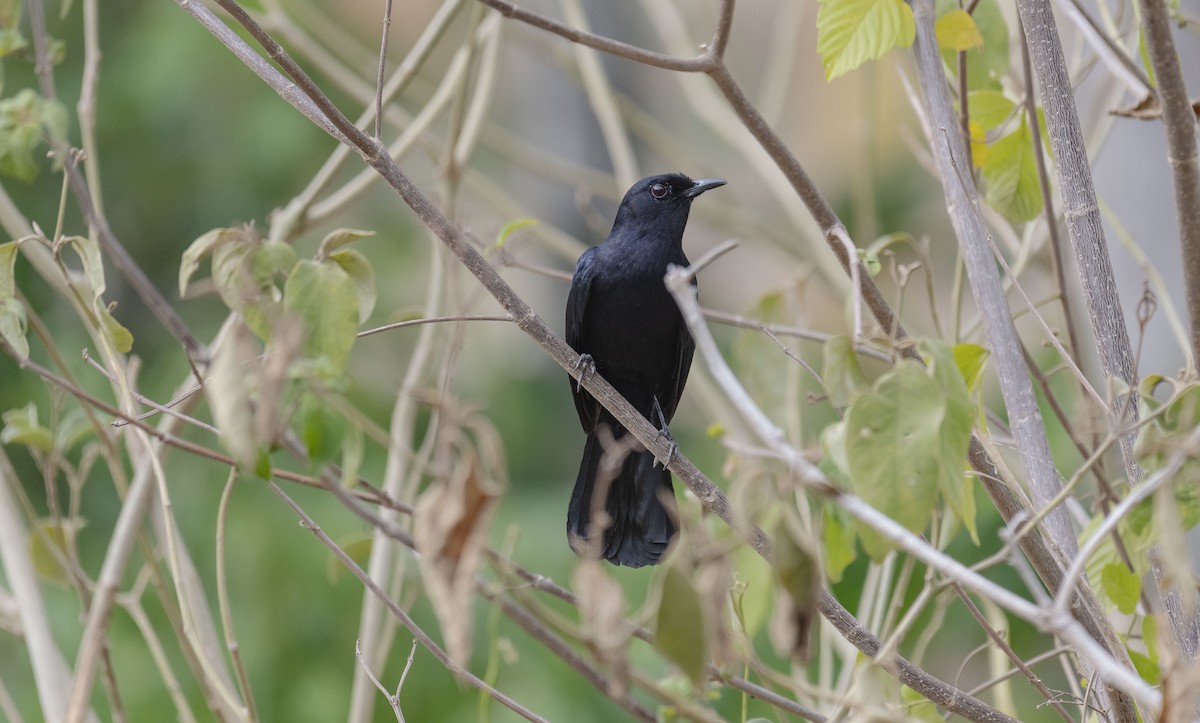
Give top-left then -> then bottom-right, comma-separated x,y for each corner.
565,173 -> 725,567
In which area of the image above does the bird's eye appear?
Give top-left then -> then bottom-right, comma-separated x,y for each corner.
650,183 -> 669,199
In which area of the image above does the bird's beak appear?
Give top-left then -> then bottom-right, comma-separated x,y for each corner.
683,178 -> 726,198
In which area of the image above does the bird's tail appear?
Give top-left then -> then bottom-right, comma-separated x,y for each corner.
567,425 -> 677,568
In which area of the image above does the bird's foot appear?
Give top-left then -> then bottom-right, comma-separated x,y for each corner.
574,354 -> 596,392
651,396 -> 677,470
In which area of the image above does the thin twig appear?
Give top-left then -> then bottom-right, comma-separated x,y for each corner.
355,639 -> 405,721
270,483 -> 550,722
953,585 -> 1076,722
374,0 -> 393,140
357,314 -> 513,339
215,472 -> 258,721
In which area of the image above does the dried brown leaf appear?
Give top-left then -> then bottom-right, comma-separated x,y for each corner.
414,446 -> 502,666
571,560 -> 630,695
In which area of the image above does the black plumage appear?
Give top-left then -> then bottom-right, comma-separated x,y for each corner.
565,173 -> 725,567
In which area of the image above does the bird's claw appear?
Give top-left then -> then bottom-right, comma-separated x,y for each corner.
574,353 -> 596,392
652,395 -> 677,469
653,436 -> 678,470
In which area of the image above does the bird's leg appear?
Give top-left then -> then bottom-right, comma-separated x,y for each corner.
574,353 -> 596,392
651,395 -> 677,469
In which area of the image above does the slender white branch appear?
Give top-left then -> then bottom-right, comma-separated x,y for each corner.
665,263 -> 823,485
664,259 -> 1164,713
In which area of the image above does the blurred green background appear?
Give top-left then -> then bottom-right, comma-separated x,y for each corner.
4,0 -> 1190,719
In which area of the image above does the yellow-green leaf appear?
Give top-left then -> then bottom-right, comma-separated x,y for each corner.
817,0 -> 915,80
823,504 -> 857,583
1100,562 -> 1140,614
982,119 -> 1043,223
935,9 -> 983,51
968,90 -> 1016,130
968,120 -> 988,168
953,343 -> 989,393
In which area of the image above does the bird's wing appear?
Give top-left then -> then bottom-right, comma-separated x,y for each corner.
566,246 -> 601,431
665,281 -> 697,422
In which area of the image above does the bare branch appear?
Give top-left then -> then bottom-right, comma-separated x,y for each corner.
270,483 -> 550,722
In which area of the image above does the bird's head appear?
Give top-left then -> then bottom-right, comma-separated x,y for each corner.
611,173 -> 725,235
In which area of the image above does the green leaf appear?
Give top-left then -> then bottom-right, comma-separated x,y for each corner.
1,402 -> 52,451
953,342 -> 989,393
940,0 -> 1009,89
856,247 -> 882,276
61,235 -> 107,302
982,119 -> 1043,223
0,296 -> 27,358
0,241 -> 25,357
935,9 -> 983,51
1138,615 -> 1160,683
654,565 -> 708,684
823,504 -> 857,583
328,249 -> 376,324
1100,562 -> 1140,615
283,259 -> 359,372
0,38 -> 21,67
179,227 -> 241,297
53,407 -> 93,453
731,544 -> 774,639
57,236 -> 134,352
0,238 -> 16,296
968,90 -> 1016,131
30,518 -> 84,584
1128,648 -> 1160,685
902,684 -> 946,722
844,361 -> 944,559
98,305 -> 133,353
297,393 -> 344,467
822,336 -> 869,408
920,340 -> 978,541
820,420 -> 851,483
210,233 -> 294,340
0,89 -> 66,182
316,228 -> 374,260
817,0 -> 915,80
